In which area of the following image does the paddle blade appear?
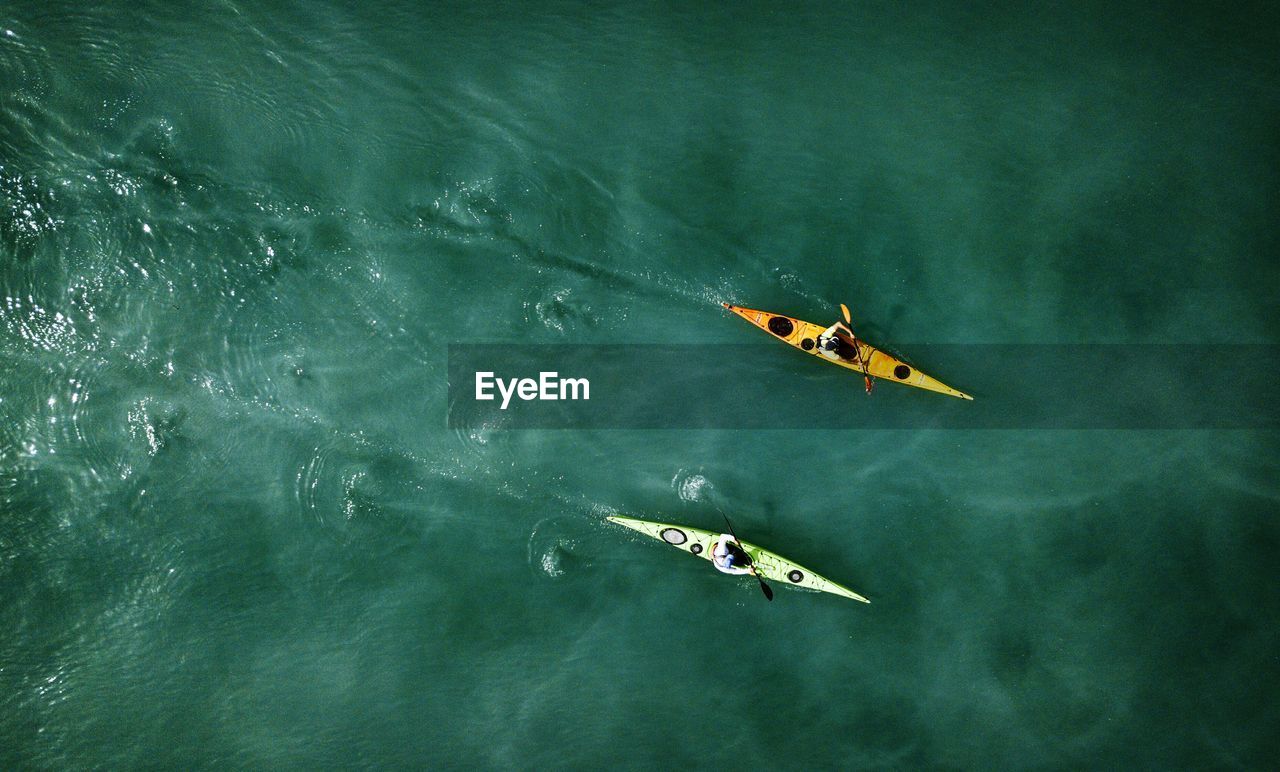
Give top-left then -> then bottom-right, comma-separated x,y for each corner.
840,303 -> 851,324
759,580 -> 774,601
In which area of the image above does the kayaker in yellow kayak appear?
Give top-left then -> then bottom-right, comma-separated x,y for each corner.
818,313 -> 875,394
816,321 -> 855,363
722,302 -> 969,398
711,534 -> 753,576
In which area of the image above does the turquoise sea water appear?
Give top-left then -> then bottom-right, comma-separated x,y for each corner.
3,1 -> 1278,767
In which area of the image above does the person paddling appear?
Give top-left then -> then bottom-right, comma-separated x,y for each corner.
816,321 -> 855,363
825,303 -> 875,394
711,534 -> 753,575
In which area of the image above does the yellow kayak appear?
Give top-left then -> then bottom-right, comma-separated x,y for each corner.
723,303 -> 972,400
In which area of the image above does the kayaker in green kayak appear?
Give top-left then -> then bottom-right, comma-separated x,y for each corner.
711,534 -> 753,575
607,515 -> 870,602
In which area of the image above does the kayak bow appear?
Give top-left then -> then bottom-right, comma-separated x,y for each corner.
722,303 -> 972,400
607,515 -> 869,603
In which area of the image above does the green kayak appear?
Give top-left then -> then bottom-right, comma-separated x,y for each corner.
607,515 -> 869,603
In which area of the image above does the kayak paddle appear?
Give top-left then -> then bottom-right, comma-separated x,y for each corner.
721,514 -> 773,601
839,304 -> 874,394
